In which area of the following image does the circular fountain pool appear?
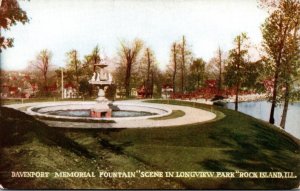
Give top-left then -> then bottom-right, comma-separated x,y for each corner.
36,109 -> 156,118
26,101 -> 172,121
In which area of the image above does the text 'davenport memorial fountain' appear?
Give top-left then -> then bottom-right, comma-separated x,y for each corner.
88,60 -> 113,118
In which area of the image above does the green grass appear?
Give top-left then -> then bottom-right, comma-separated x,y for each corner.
151,110 -> 185,120
0,100 -> 299,189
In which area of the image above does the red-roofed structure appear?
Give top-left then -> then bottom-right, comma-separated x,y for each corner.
64,83 -> 76,89
44,84 -> 58,92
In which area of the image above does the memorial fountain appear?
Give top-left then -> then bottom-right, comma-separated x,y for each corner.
88,61 -> 113,118
24,58 -> 172,122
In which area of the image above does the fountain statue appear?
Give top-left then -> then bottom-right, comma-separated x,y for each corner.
88,60 -> 113,118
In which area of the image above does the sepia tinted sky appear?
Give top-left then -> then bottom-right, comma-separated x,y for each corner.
1,0 -> 268,70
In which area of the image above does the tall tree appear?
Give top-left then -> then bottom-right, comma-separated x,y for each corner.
66,49 -> 81,87
167,37 -> 192,94
89,46 -> 101,72
261,0 -> 300,124
139,47 -> 157,98
180,36 -> 186,93
118,39 -> 143,97
279,16 -> 300,128
190,58 -> 206,89
81,45 -> 102,86
224,33 -> 249,111
145,48 -> 152,97
217,47 -> 223,93
171,42 -> 178,93
207,47 -> 225,93
0,0 -> 29,51
30,49 -> 52,93
169,36 -> 193,93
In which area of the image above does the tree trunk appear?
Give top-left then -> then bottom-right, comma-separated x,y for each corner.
151,70 -> 154,98
181,36 -> 185,93
280,83 -> 290,129
124,60 -> 132,98
146,48 -> 151,98
75,51 -> 79,87
269,69 -> 279,124
181,64 -> 184,93
235,81 -> 239,111
121,42 -> 141,98
43,71 -> 47,87
235,37 -> 241,111
197,67 -> 200,89
218,47 -> 222,94
43,72 -> 48,95
269,16 -> 289,124
172,43 -> 177,93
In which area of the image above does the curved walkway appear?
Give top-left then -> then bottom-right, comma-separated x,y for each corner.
4,100 -> 217,129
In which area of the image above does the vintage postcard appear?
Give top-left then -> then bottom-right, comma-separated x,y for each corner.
0,0 -> 299,189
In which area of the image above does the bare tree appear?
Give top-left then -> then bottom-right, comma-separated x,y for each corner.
168,37 -> 192,93
30,49 -> 52,93
177,35 -> 193,93
119,39 -> 143,97
206,47 -> 225,93
143,48 -> 156,98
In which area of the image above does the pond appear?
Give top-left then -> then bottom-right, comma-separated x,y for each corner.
225,101 -> 300,139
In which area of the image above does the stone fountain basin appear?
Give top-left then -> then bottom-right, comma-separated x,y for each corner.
26,101 -> 172,121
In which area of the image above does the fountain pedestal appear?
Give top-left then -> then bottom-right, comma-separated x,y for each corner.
90,88 -> 112,118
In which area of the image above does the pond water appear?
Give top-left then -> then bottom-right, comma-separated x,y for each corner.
42,109 -> 156,118
226,101 -> 300,139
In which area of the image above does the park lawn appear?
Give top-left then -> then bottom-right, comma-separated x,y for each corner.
151,109 -> 185,120
0,100 -> 299,189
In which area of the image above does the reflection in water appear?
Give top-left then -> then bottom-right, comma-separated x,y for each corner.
226,101 -> 300,139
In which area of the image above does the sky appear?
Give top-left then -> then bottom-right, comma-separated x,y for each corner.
1,0 -> 268,71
